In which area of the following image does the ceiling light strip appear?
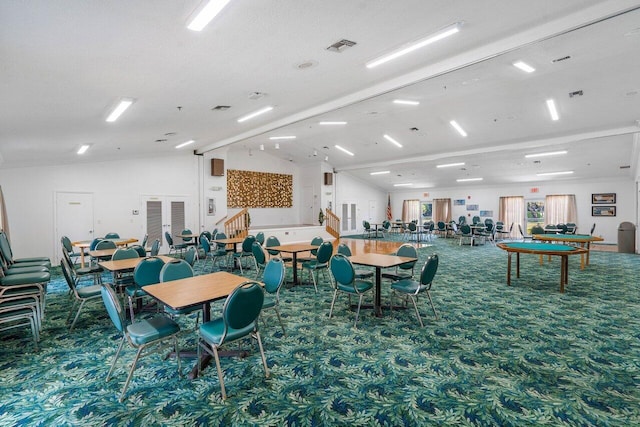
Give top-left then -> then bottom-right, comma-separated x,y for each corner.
187,0 -> 232,31
456,177 -> 483,182
393,99 -> 420,105
366,22 -> 462,69
383,134 -> 403,148
436,162 -> 465,168
319,121 -> 347,125
449,120 -> 467,137
536,171 -> 573,176
237,106 -> 273,123
77,145 -> 90,155
370,171 -> 390,175
269,136 -> 296,140
394,183 -> 412,187
546,99 -> 559,121
334,145 -> 354,156
525,150 -> 567,158
513,61 -> 535,73
106,99 -> 134,122
175,140 -> 195,149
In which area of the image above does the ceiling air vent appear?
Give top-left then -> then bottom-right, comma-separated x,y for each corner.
569,90 -> 583,98
620,165 -> 631,169
326,39 -> 357,53
552,55 -> 571,63
211,105 -> 230,111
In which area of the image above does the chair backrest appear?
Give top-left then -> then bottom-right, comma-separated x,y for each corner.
590,223 -> 596,235
101,283 -> 126,333
201,237 -> 211,255
112,247 -> 139,260
409,222 -> 418,231
252,242 -> 266,266
150,239 -> 160,256
518,224 -> 526,237
211,228 -> 218,238
181,229 -> 193,242
255,231 -> 265,246
556,223 -> 568,234
531,225 -> 545,235
436,221 -> 445,231
336,243 -> 352,257
450,222 -> 458,232
315,241 -> 333,264
130,245 -> 147,258
382,220 -> 391,230
222,282 -> 264,333
472,216 -> 481,225
184,247 -> 197,267
458,216 -> 466,225
396,244 -> 417,270
484,218 -> 494,226
485,222 -> 494,232
241,235 -> 256,253
61,236 -> 73,253
133,257 -> 166,287
95,240 -> 117,250
104,232 -> 120,239
263,258 -> 285,294
141,234 -> 148,248
89,238 -> 103,251
0,232 -> 13,262
201,231 -> 212,242
363,221 -> 371,231
461,224 -> 472,235
309,236 -> 323,255
265,236 -> 281,255
214,232 -> 228,250
420,254 -> 439,288
159,259 -> 194,282
60,258 -> 77,291
495,221 -> 504,231
329,254 -> 355,287
165,232 -> 174,246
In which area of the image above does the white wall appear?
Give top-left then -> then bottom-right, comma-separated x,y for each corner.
391,177 -> 635,244
335,172 -> 387,235
0,154 -> 199,261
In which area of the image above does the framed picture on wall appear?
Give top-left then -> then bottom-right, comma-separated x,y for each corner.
592,193 -> 616,204
466,204 -> 478,211
207,198 -> 216,216
453,199 -> 465,206
592,205 -> 616,216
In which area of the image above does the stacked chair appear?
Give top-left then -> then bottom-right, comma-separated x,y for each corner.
0,232 -> 50,350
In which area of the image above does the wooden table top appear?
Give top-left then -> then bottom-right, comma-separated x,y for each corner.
72,238 -> 138,249
143,271 -> 253,311
211,237 -> 244,244
98,255 -> 174,272
349,253 -> 417,268
88,248 -> 117,258
268,243 -> 319,253
497,242 -> 588,256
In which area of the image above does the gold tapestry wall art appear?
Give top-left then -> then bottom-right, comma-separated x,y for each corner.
227,169 -> 293,208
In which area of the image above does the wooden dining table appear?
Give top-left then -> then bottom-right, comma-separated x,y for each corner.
348,252 -> 418,317
267,243 -> 319,286
72,237 -> 138,267
142,271 -> 251,378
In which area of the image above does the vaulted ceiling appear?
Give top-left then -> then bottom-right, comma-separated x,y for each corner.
2,1 -> 639,190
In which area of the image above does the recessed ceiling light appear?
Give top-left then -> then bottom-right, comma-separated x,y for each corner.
334,145 -> 354,156
370,171 -> 390,175
187,0 -> 231,31
393,99 -> 420,105
525,150 -> 568,158
77,145 -> 90,155
106,98 -> 134,122
366,22 -> 462,69
437,162 -> 465,168
269,136 -> 296,140
237,106 -> 273,123
175,140 -> 195,149
393,183 -> 413,187
513,61 -> 535,73
456,177 -> 483,182
319,121 -> 347,125
383,134 -> 402,148
449,120 -> 467,137
536,171 -> 574,176
546,99 -> 559,121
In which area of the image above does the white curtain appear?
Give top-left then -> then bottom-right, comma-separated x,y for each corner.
499,196 -> 524,239
433,198 -> 452,223
545,194 -> 577,225
401,200 -> 420,223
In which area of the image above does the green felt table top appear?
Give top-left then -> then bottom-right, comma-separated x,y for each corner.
501,242 -> 578,252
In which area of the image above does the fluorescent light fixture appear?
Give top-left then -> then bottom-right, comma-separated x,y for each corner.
393,99 -> 420,105
370,171 -> 390,175
449,120 -> 467,137
525,150 -> 568,158
274,143 -> 280,149
394,183 -> 413,187
437,162 -> 465,168
383,134 -> 403,148
366,22 -> 461,69
106,99 -> 133,122
456,177 -> 483,182
334,145 -> 354,156
319,121 -> 347,125
175,140 -> 195,149
237,106 -> 273,123
269,136 -> 296,140
536,171 -> 574,176
259,144 -> 264,151
513,61 -> 535,73
546,99 -> 559,121
77,145 -> 90,155
187,0 -> 231,31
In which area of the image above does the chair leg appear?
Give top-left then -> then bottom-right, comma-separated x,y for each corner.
69,300 -> 86,331
328,289 -> 339,318
354,294 -> 364,328
426,290 -> 438,320
254,330 -> 269,378
119,346 -> 144,402
212,345 -> 227,400
106,336 -> 127,382
128,296 -> 136,322
408,295 -> 424,327
274,307 -> 286,336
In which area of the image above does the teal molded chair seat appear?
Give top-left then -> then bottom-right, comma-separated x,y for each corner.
328,254 -> 373,328
101,283 -> 181,402
165,232 -> 187,257
197,281 -> 268,400
390,254 -> 439,327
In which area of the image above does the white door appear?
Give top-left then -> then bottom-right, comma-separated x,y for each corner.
141,195 -> 190,250
55,192 -> 94,263
368,200 -> 377,222
302,185 -> 314,225
340,201 -> 358,234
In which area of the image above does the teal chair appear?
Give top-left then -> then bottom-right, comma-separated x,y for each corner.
459,224 -> 474,246
297,236 -> 324,265
94,240 -> 117,265
390,254 -> 439,327
0,232 -> 50,268
255,231 -> 265,247
336,244 -> 373,279
251,242 -> 267,279
126,257 -> 166,321
200,238 -> 215,272
184,247 -> 197,268
130,245 -> 147,258
261,258 -> 286,335
196,281 -> 268,400
159,260 -> 199,324
141,234 -> 148,251
211,232 -> 231,270
362,220 -> 373,238
328,254 -> 373,328
165,232 -> 187,257
381,244 -> 417,281
101,283 -> 181,402
60,236 -> 82,265
0,293 -> 41,351
104,232 -> 120,239
265,236 -> 292,263
60,257 -> 101,331
150,239 -> 161,256
111,247 -> 139,288
301,241 -> 333,293
232,235 -> 256,274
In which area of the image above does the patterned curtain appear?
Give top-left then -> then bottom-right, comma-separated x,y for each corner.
401,200 -> 420,223
499,196 -> 524,239
545,194 -> 577,225
433,198 -> 452,223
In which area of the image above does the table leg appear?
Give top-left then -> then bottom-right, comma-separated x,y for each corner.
374,267 -> 382,317
560,255 -> 567,293
506,252 -> 512,286
585,242 -> 591,266
516,252 -> 520,278
80,248 -> 86,268
291,253 -> 299,285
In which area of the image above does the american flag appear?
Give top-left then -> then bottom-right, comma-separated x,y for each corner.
386,194 -> 393,220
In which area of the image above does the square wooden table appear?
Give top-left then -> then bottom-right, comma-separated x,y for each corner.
73,237 -> 138,267
267,243 -> 319,286
348,253 -> 418,317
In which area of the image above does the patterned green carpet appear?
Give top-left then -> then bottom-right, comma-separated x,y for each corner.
2,236 -> 640,426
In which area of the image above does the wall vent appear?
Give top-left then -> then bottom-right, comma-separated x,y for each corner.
326,39 -> 357,53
